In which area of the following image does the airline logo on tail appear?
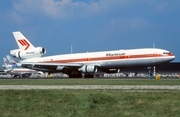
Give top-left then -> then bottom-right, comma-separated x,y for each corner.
3,58 -> 9,66
18,39 -> 30,50
12,31 -> 35,50
6,55 -> 17,64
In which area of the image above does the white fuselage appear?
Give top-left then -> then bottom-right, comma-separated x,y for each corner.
10,68 -> 37,74
8,68 -> 38,77
20,48 -> 175,68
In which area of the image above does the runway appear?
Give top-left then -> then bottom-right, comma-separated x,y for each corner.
0,85 -> 180,90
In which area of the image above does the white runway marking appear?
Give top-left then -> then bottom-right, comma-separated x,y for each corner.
0,85 -> 180,90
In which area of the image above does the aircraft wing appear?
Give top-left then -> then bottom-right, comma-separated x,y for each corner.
17,62 -> 101,73
18,62 -> 82,72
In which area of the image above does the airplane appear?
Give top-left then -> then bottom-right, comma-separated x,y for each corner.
2,57 -> 13,72
3,56 -> 39,78
11,31 -> 175,78
0,67 -> 9,75
0,69 -> 7,75
6,55 -> 20,68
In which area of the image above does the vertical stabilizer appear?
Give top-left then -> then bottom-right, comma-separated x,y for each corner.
6,55 -> 17,64
12,31 -> 35,50
3,58 -> 9,67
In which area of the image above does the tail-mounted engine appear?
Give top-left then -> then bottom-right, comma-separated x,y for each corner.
10,47 -> 46,59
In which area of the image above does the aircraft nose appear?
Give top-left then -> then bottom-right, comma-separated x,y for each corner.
169,53 -> 175,61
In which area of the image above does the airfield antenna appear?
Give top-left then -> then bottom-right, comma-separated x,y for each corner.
71,43 -> 73,54
153,41 -> 155,48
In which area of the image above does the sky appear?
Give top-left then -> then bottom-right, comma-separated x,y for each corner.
0,0 -> 180,66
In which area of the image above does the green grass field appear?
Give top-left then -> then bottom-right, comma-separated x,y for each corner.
0,90 -> 180,117
0,78 -> 180,117
0,78 -> 180,85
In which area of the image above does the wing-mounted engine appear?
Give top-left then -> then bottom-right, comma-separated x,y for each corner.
79,65 -> 97,73
10,47 -> 46,59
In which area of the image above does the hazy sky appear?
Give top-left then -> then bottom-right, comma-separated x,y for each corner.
0,0 -> 180,66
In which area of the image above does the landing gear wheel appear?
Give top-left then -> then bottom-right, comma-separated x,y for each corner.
84,74 -> 94,78
69,73 -> 82,78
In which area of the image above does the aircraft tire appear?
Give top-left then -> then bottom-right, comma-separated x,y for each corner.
69,73 -> 82,78
84,74 -> 94,78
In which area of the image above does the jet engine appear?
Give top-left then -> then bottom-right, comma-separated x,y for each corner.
79,65 -> 97,73
10,47 -> 46,59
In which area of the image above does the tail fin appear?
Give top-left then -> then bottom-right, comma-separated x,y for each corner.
12,31 -> 35,50
6,55 -> 17,64
3,58 -> 9,67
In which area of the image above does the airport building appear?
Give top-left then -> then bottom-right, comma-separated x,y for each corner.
104,62 -> 180,78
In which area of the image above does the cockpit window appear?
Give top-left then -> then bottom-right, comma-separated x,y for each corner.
163,52 -> 171,54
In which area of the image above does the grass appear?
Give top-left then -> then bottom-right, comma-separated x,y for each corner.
0,78 -> 180,85
0,78 -> 180,117
0,90 -> 180,117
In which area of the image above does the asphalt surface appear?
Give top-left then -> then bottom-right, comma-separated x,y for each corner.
0,85 -> 180,90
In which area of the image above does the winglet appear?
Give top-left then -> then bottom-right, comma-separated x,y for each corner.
12,31 -> 35,50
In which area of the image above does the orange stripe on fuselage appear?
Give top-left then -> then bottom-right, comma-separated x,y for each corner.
42,53 -> 171,63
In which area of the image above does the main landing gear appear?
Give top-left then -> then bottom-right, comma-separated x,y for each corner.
68,73 -> 94,78
69,73 -> 82,78
84,74 -> 94,78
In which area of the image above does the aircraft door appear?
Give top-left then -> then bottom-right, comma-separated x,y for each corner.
153,52 -> 158,63
120,50 -> 127,67
124,52 -> 129,67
